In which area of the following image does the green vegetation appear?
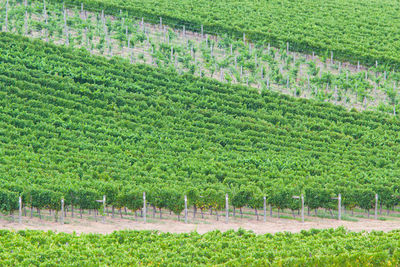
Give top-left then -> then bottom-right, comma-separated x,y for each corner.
0,228 -> 400,265
1,32 -> 400,215
3,0 -> 400,113
59,0 -> 400,68
2,0 -> 400,264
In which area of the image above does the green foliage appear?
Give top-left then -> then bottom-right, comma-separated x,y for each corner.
28,187 -> 62,211
59,0 -> 400,68
0,189 -> 18,213
305,186 -> 333,210
231,187 -> 252,209
0,33 -> 400,214
117,188 -> 143,211
0,228 -> 399,265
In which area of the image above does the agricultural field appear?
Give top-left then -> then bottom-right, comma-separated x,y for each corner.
59,0 -> 400,68
1,0 -> 400,112
1,228 -> 400,265
0,0 -> 400,265
1,32 -> 400,218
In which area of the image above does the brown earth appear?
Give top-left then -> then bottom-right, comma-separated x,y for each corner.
1,215 -> 399,235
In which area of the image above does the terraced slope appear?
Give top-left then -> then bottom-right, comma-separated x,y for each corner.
61,0 -> 400,67
0,32 -> 400,213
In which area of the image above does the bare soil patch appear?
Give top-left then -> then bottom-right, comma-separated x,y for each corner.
1,215 -> 399,235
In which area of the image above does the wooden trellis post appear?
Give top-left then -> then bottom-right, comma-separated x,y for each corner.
143,192 -> 146,223
102,195 -> 106,222
184,195 -> 188,223
263,196 -> 266,222
61,198 -> 64,224
375,194 -> 378,220
261,66 -> 263,79
5,0 -> 9,32
225,194 -> 229,223
95,195 -> 106,223
63,4 -> 69,45
292,194 -> 304,222
43,0 -> 48,24
24,10 -> 28,35
19,196 -> 22,224
332,194 -> 341,220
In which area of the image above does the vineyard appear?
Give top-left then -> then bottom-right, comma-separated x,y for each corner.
0,228 -> 400,265
57,0 -> 400,68
1,0 -> 400,113
1,0 -> 400,264
1,32 -> 400,219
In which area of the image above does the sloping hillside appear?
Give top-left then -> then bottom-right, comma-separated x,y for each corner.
1,32 -> 400,212
61,0 -> 400,67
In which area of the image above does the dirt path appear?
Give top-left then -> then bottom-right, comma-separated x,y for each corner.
1,216 -> 399,235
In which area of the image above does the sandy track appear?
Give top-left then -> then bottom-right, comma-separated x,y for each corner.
1,216 -> 399,235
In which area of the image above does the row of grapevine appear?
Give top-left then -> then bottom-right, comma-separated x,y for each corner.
0,187 -> 394,223
51,0 -> 400,69
3,0 -> 400,113
1,32 -> 400,218
0,228 -> 399,265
